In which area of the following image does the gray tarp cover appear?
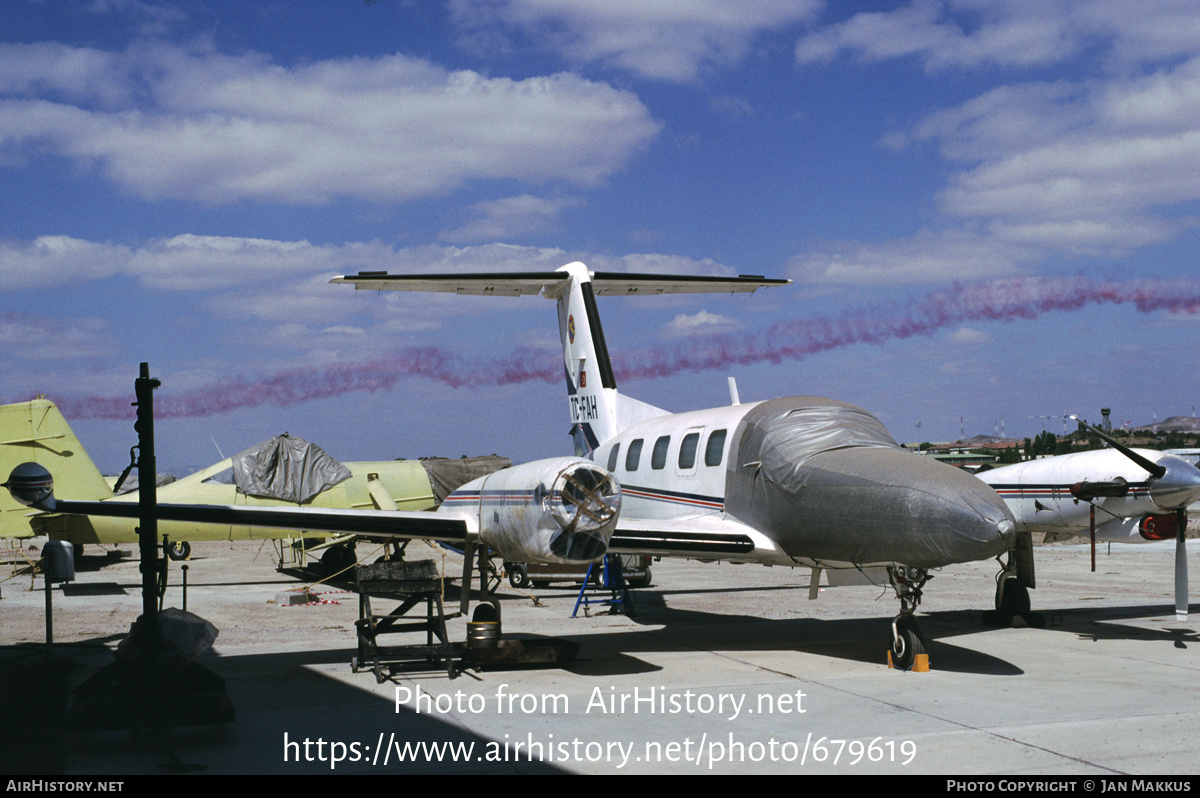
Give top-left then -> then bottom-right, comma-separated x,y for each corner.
419,455 -> 513,503
725,397 -> 1010,567
753,401 -> 900,490
727,397 -> 905,523
231,434 -> 352,504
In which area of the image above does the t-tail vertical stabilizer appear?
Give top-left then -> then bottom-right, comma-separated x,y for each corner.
551,262 -> 621,455
331,263 -> 789,452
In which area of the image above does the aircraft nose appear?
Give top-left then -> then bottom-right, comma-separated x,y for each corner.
750,447 -> 1016,568
1151,456 -> 1200,511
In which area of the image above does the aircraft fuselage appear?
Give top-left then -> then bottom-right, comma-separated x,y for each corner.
595,396 -> 1016,569
980,448 -> 1200,541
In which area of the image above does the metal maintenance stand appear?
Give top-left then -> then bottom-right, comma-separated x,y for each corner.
572,555 -> 634,617
353,559 -> 459,681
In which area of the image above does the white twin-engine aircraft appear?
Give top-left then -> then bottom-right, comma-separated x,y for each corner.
3,262 -> 1017,667
978,417 -> 1200,624
329,262 -> 1018,667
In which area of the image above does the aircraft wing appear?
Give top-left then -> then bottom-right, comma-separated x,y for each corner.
331,271 -> 788,296
53,499 -> 770,560
7,455 -> 624,567
608,516 -> 762,558
40,499 -> 470,543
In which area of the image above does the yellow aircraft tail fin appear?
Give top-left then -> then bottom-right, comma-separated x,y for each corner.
1,399 -> 114,538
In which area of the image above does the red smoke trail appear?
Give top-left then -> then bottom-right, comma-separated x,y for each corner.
35,276 -> 1200,420
617,276 -> 1200,379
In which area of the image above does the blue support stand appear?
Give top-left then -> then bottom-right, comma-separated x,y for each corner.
572,555 -> 634,617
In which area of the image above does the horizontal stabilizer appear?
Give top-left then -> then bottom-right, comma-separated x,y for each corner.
332,270 -> 788,297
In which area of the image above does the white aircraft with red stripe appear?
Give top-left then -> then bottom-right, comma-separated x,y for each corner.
332,261 -> 1017,667
978,417 -> 1200,623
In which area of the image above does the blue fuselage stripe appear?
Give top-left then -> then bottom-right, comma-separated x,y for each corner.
443,490 -> 547,505
623,483 -> 724,511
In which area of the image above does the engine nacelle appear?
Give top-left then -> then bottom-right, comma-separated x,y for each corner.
437,457 -> 621,564
1093,514 -> 1179,543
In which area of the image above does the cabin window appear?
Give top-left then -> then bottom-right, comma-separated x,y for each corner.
678,432 -> 700,469
607,443 -> 620,473
651,436 -> 670,469
625,439 -> 643,471
705,429 -> 727,466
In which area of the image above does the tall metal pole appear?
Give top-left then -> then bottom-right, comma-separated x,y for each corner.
134,363 -> 161,635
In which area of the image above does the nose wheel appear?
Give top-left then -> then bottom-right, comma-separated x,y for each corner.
890,616 -> 926,670
888,566 -> 930,671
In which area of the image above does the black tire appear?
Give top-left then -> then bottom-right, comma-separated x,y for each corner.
628,567 -> 652,588
166,540 -> 191,561
891,616 -> 926,670
321,542 -> 357,576
998,579 -> 1031,615
508,563 -> 529,589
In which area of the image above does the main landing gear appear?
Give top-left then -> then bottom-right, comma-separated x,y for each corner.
982,549 -> 1044,628
887,566 -> 930,671
166,540 -> 191,561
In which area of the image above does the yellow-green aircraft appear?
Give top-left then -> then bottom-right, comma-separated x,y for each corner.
1,399 -> 509,565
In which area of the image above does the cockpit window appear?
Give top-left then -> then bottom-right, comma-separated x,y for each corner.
757,403 -> 898,480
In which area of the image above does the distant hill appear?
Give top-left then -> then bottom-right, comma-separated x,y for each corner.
1131,416 -> 1200,433
957,434 -> 1018,446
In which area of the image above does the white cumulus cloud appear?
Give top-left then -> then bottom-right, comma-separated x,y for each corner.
0,41 -> 660,204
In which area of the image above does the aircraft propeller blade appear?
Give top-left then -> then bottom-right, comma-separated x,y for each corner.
1067,415 -> 1166,478
1176,508 -> 1189,623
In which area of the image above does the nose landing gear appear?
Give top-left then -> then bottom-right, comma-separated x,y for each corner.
888,566 -> 930,671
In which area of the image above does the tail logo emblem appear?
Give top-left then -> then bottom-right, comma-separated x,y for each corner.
568,314 -> 575,343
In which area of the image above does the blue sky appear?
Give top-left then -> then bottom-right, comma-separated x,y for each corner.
3,0 -> 1198,476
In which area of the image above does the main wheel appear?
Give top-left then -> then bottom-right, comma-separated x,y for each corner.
166,540 -> 191,561
890,616 -> 926,670
998,579 -> 1031,615
321,542 -> 357,576
628,567 -> 652,588
508,563 -> 529,589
